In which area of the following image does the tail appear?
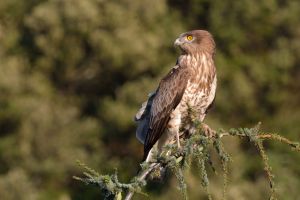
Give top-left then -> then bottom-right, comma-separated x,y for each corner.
135,92 -> 156,144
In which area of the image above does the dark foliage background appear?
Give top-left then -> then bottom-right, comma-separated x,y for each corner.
0,0 -> 299,199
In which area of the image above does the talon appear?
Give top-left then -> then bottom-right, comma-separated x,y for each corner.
176,149 -> 185,157
201,123 -> 216,138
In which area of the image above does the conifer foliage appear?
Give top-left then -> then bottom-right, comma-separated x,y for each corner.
1,0 -> 300,199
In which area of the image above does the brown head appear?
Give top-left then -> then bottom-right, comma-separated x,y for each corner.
174,30 -> 216,55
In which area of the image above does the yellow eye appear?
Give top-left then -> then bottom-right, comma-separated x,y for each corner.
187,35 -> 193,41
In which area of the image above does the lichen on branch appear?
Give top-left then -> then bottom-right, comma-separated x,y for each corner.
74,122 -> 300,200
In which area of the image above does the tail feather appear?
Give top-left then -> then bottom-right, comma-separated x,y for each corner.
135,92 -> 156,144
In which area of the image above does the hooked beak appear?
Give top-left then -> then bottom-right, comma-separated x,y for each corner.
174,38 -> 183,46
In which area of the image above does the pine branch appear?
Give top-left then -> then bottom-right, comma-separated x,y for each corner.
74,122 -> 300,200
124,163 -> 160,200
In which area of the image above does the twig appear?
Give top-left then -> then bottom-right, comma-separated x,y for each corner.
75,123 -> 300,200
219,132 -> 300,151
124,163 -> 161,200
124,130 -> 299,199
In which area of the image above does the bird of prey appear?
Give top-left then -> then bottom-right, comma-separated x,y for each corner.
135,30 -> 217,162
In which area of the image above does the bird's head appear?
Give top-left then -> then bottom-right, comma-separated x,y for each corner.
174,30 -> 216,55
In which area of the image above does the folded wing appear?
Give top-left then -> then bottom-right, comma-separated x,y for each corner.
143,66 -> 190,160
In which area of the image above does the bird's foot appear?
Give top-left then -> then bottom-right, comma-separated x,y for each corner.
174,145 -> 185,158
201,123 -> 216,138
149,165 -> 166,181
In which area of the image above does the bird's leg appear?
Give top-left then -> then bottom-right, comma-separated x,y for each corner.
167,109 -> 182,149
176,130 -> 181,149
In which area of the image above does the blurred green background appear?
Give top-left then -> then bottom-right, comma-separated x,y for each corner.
0,0 -> 300,199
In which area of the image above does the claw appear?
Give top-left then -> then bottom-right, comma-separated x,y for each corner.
201,123 -> 216,138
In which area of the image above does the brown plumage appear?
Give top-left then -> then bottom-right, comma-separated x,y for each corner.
135,30 -> 217,161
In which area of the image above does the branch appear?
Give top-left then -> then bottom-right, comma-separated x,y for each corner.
123,123 -> 300,200
74,122 -> 300,200
219,131 -> 300,151
124,163 -> 160,200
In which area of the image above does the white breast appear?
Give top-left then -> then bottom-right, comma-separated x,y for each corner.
174,52 -> 216,123
175,75 -> 217,122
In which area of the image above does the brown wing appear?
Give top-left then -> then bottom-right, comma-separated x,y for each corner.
143,65 -> 190,160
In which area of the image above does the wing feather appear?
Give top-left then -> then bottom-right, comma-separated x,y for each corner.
135,92 -> 156,144
143,65 -> 190,160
